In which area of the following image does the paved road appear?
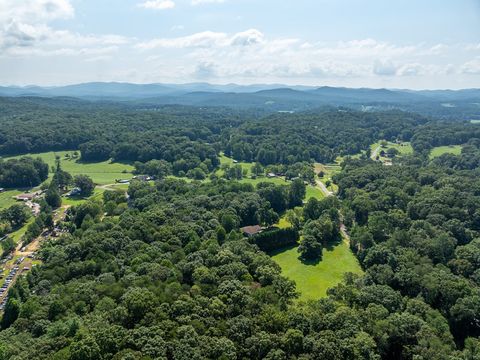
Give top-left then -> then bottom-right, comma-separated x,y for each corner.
315,179 -> 334,197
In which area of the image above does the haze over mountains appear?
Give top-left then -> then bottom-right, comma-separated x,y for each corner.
1,82 -> 479,120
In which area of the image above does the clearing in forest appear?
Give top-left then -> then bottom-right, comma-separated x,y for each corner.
429,145 -> 463,159
271,238 -> 363,300
5,151 -> 134,185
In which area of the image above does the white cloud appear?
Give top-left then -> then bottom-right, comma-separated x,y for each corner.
461,58 -> 480,74
230,29 -> 264,46
373,59 -> 397,76
138,0 -> 175,10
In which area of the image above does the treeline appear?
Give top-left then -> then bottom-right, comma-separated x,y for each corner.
223,110 -> 426,165
0,157 -> 48,188
411,121 -> 480,155
1,97 -> 431,171
0,204 -> 31,237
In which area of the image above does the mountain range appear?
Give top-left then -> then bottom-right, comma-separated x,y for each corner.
1,82 -> 479,119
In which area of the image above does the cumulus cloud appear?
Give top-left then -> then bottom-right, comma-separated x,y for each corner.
230,29 -> 264,46
138,0 -> 175,10
137,29 -> 265,49
373,59 -> 397,76
461,58 -> 480,74
0,0 -> 129,55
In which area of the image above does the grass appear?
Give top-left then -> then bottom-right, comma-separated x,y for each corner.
217,154 -> 254,177
370,141 -> 413,164
271,239 -> 363,300
9,217 -> 35,244
305,185 -> 324,200
315,163 -> 340,193
61,188 -> 105,206
276,217 -> 292,229
239,177 -> 289,187
0,190 -> 22,210
5,151 -> 134,185
429,145 -> 463,159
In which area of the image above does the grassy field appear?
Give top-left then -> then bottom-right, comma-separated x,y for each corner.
429,145 -> 463,159
61,188 -> 106,206
217,154 -> 254,177
271,239 -> 363,300
0,190 -> 22,210
305,185 -> 324,200
5,151 -> 134,185
371,141 -> 413,156
315,163 -> 340,193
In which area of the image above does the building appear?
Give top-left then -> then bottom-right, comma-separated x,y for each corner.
14,193 -> 36,201
240,225 -> 263,237
0,188 -> 4,193
267,173 -> 277,178
133,175 -> 153,182
67,187 -> 82,197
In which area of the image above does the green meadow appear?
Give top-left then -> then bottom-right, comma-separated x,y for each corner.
5,151 -> 134,185
0,189 -> 22,210
429,145 -> 463,159
271,239 -> 363,300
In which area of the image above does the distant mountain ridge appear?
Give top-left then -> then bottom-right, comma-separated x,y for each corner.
0,82 -> 479,120
1,82 -> 478,101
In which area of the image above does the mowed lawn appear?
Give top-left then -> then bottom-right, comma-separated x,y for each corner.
271,240 -> 363,300
0,189 -> 22,210
429,145 -> 463,159
5,151 -> 134,185
371,141 -> 414,156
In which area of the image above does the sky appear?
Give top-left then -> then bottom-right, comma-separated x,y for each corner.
1,0 -> 480,89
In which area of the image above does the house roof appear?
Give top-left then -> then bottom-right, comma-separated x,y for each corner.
240,225 -> 262,236
14,193 -> 35,200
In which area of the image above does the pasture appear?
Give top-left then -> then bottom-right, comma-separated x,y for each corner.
429,145 -> 463,159
0,190 -> 22,210
271,239 -> 363,300
5,151 -> 134,185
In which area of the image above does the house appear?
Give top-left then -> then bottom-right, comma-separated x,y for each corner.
240,225 -> 263,237
267,173 -> 277,178
14,193 -> 36,201
115,179 -> 130,184
0,188 -> 4,193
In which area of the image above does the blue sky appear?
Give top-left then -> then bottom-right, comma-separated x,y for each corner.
1,0 -> 480,88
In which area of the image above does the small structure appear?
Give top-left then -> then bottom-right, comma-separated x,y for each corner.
14,193 -> 36,201
0,188 -> 4,193
115,179 -> 130,184
240,225 -> 263,237
133,175 -> 153,182
67,187 -> 82,197
267,173 -> 277,178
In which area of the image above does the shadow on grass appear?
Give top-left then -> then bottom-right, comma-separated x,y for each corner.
73,158 -> 134,167
269,236 -> 344,267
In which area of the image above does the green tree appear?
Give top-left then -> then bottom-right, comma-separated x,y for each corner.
74,175 -> 95,197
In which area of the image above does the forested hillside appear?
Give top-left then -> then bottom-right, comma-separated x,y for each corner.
1,96 -> 480,359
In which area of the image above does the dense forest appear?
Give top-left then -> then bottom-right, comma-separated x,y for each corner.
0,157 -> 49,188
1,96 -> 480,359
